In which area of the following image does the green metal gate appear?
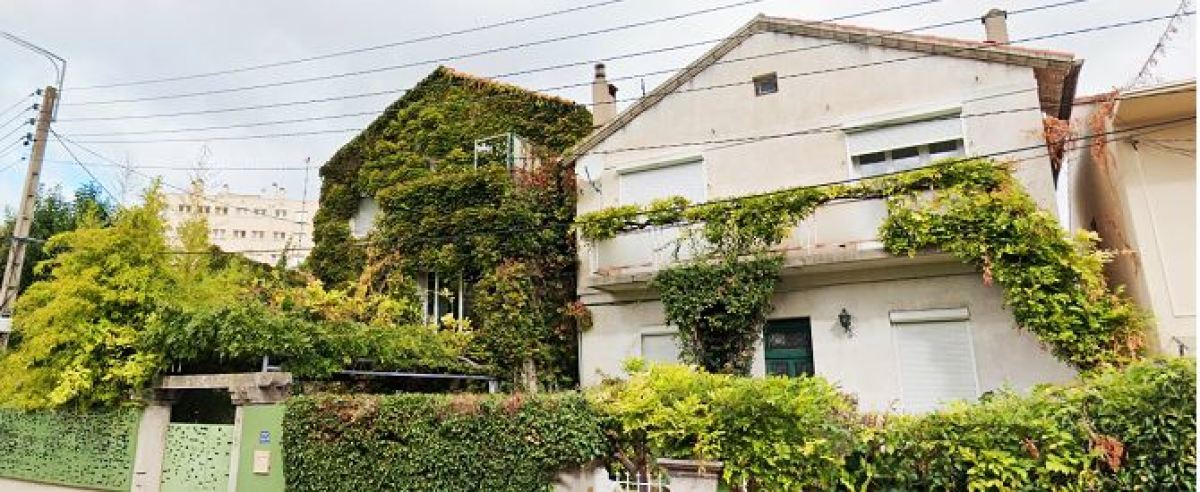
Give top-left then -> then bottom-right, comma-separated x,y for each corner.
160,423 -> 235,492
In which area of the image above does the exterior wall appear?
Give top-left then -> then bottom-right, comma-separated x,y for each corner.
580,265 -> 1076,412
1067,84 -> 1196,355
234,405 -> 286,492
573,28 -> 1075,408
131,404 -> 170,492
162,188 -> 316,267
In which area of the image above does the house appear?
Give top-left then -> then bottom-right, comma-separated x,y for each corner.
162,184 -> 316,268
569,11 -> 1084,412
307,67 -> 593,384
1066,79 -> 1196,357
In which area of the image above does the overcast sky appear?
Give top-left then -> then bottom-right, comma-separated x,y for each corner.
0,0 -> 1194,213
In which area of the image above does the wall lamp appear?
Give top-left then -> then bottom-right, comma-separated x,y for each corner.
838,308 -> 853,336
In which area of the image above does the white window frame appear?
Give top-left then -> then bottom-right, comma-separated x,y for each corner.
842,109 -> 968,179
852,139 -> 966,177
422,272 -> 467,323
639,329 -> 683,364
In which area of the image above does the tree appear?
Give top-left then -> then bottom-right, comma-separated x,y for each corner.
0,184 -> 172,409
0,183 -> 115,297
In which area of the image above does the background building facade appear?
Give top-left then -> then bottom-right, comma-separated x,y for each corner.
162,185 -> 316,268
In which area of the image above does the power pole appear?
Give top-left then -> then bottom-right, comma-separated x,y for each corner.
0,86 -> 56,348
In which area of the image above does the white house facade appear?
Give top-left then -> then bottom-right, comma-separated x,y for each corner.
163,185 -> 316,268
569,13 -> 1082,412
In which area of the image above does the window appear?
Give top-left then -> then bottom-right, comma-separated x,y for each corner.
253,208 -> 266,216
846,114 -> 964,177
216,206 -> 228,215
177,204 -> 186,212
212,229 -> 226,239
201,205 -> 212,214
618,158 -> 705,206
350,198 -> 379,239
232,230 -> 246,239
641,333 -> 681,364
272,232 -> 287,240
421,272 -> 471,322
251,230 -> 265,239
274,209 -> 287,218
753,72 -> 778,96
236,207 -> 249,215
891,308 -> 978,413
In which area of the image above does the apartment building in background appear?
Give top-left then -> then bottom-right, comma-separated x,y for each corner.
162,184 -> 317,268
570,11 -> 1084,413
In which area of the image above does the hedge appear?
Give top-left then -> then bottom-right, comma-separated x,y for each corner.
282,392 -> 607,491
596,358 -> 1195,490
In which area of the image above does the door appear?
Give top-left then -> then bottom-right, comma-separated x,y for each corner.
764,318 -> 815,377
160,423 -> 235,492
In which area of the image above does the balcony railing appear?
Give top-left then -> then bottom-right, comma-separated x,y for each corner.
587,198 -> 889,277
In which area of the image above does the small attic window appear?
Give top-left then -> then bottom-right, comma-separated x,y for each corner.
753,72 -> 778,96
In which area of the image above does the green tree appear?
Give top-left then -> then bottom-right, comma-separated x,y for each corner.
0,184 -> 171,409
0,183 -> 115,297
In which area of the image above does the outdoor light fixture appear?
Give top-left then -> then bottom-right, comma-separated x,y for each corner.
838,308 -> 853,336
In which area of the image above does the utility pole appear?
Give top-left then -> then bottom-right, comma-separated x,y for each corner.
0,86 -> 56,348
0,31 -> 65,349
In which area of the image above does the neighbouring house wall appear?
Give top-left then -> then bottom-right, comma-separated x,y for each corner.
234,404 -> 286,492
580,264 -> 1076,412
1068,88 -> 1196,356
0,409 -> 142,491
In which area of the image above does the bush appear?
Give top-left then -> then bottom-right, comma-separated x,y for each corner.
850,357 -> 1195,490
590,362 -> 859,490
594,358 -> 1195,491
282,392 -> 607,492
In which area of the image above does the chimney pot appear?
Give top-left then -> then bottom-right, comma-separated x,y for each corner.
981,8 -> 1009,44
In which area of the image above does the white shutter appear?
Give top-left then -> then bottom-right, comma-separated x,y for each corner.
895,321 -> 979,413
846,117 -> 962,156
618,160 -> 705,205
641,333 -> 682,364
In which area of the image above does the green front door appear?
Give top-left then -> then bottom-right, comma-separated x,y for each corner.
764,318 -> 815,377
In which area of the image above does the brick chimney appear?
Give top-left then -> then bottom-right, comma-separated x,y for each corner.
591,63 -> 618,128
981,9 -> 1009,44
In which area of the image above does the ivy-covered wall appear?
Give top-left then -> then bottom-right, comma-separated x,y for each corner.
306,66 -> 593,387
0,408 -> 141,491
282,393 -> 607,492
308,66 -> 592,286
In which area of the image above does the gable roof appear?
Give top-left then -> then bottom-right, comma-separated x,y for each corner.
322,66 -> 581,181
566,14 -> 1082,162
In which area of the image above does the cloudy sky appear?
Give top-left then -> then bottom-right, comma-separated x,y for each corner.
0,0 -> 1193,212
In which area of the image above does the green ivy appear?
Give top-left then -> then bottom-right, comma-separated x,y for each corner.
282,392 -> 608,492
576,158 -> 1144,370
651,255 -> 782,375
307,67 -> 593,386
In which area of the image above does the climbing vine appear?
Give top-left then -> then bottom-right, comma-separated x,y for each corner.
577,158 -> 1144,370
652,255 -> 782,374
308,66 -> 594,386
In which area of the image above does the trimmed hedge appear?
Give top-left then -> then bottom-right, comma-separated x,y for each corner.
282,392 -> 606,491
596,358 -> 1195,490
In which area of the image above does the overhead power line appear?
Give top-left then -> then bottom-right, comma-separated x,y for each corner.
43,86 -> 1197,172
62,116 -> 1194,257
52,0 -> 1007,123
69,0 -> 629,91
49,129 -> 121,204
64,11 -> 1190,146
63,0 -> 763,105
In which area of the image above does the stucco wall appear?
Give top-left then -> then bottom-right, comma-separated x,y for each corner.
573,28 -> 1073,408
580,264 -> 1076,412
1067,89 -> 1196,355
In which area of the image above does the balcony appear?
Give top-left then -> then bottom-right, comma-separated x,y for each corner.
584,198 -> 896,290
